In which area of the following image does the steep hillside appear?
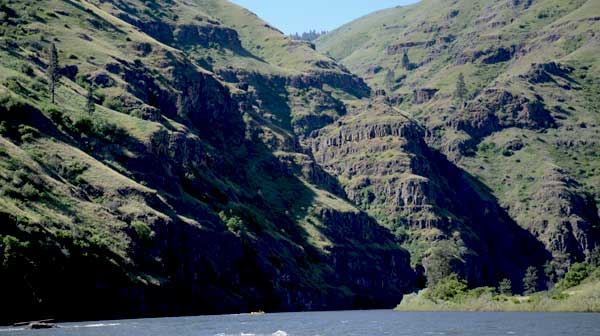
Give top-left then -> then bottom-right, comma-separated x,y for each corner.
309,96 -> 549,288
0,0 -> 411,324
318,0 -> 600,277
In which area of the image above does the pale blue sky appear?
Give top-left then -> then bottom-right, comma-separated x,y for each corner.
230,0 -> 419,34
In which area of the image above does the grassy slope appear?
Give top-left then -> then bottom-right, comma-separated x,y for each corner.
318,0 -> 600,268
0,0 -> 365,253
0,0 -> 413,321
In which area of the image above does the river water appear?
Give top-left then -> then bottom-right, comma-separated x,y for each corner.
2,310 -> 599,335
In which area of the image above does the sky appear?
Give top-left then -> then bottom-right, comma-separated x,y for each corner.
230,0 -> 419,35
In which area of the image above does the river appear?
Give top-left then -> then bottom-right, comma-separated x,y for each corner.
2,310 -> 599,335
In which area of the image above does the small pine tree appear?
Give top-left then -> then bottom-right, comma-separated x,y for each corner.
543,260 -> 556,283
455,72 -> 467,101
47,43 -> 60,104
523,266 -> 539,295
86,84 -> 95,115
591,246 -> 600,268
402,49 -> 410,70
384,69 -> 395,92
498,278 -> 512,295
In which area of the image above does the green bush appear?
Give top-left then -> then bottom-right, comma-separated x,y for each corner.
425,273 -> 468,302
131,221 -> 154,241
4,77 -> 28,95
19,63 -> 34,77
467,286 -> 496,298
0,121 -> 7,135
21,182 -> 41,200
72,118 -> 94,135
557,263 -> 592,289
1,235 -> 30,269
17,125 -> 39,142
219,211 -> 244,233
103,96 -> 126,113
93,120 -> 127,143
60,161 -> 89,183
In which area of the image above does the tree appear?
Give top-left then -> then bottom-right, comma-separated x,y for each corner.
384,69 -> 395,92
543,260 -> 556,284
454,72 -> 468,102
523,266 -> 539,295
498,278 -> 512,295
425,273 -> 468,302
47,43 -> 60,104
591,246 -> 600,268
402,49 -> 410,70
86,84 -> 95,115
424,241 -> 459,287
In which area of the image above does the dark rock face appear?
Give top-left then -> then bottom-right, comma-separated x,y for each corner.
118,13 -> 175,44
413,88 -> 438,104
463,46 -> 516,64
387,40 -> 436,55
288,71 -> 371,98
316,208 -> 415,307
524,62 -> 575,84
88,72 -> 115,88
366,64 -> 383,75
450,89 -> 555,141
58,64 -> 78,80
176,24 -> 244,51
481,47 -> 514,64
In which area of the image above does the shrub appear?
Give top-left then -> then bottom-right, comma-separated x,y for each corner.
46,107 -> 73,129
60,161 -> 89,183
0,121 -> 7,135
103,96 -> 126,113
467,286 -> 496,298
72,117 -> 94,135
425,273 -> 468,302
17,125 -> 39,142
131,221 -> 153,241
4,77 -> 29,96
19,63 -> 34,77
47,107 -> 63,123
93,120 -> 127,142
219,211 -> 244,233
21,182 -> 41,200
556,263 -> 591,289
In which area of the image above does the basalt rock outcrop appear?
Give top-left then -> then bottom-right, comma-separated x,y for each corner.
449,89 -> 555,146
527,167 -> 600,269
310,99 -> 549,287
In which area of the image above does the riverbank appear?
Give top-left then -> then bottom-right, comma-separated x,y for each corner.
396,275 -> 600,313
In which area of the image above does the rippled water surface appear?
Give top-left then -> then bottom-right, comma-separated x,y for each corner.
2,310 -> 600,336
